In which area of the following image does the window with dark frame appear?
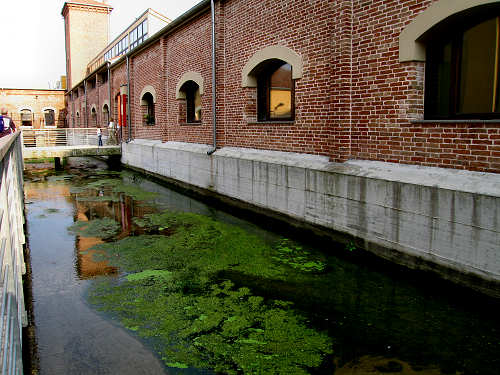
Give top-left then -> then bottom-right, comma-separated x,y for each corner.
91,108 -> 97,126
103,104 -> 110,125
44,109 -> 55,126
21,109 -> 33,127
425,15 -> 500,119
142,92 -> 155,125
257,60 -> 294,121
182,81 -> 202,123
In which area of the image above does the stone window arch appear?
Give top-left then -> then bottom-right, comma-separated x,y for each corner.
176,73 -> 204,124
242,46 -> 301,122
400,0 -> 500,119
175,72 -> 204,99
42,107 -> 56,127
140,85 -> 157,105
139,85 -> 156,125
241,45 -> 302,88
90,105 -> 98,126
399,0 -> 500,62
102,102 -> 110,125
19,108 -> 33,127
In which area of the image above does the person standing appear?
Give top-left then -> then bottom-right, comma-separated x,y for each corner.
108,117 -> 116,144
97,127 -> 102,146
0,108 -> 16,138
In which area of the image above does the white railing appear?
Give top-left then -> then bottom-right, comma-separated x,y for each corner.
20,127 -> 116,148
0,132 -> 26,374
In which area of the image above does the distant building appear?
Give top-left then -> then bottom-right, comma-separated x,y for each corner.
0,88 -> 66,129
61,0 -> 113,90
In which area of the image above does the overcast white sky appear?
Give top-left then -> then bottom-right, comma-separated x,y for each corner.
0,0 -> 201,89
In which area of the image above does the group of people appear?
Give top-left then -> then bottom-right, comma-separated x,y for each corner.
0,108 -> 16,139
97,118 -> 121,146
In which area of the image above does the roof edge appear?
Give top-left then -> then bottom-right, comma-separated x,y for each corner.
61,1 -> 113,16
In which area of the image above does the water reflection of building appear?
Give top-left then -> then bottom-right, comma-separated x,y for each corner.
72,189 -> 155,279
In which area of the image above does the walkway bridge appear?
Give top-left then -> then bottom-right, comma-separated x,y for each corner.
20,127 -> 121,161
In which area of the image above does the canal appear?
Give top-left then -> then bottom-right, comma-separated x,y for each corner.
24,157 -> 500,375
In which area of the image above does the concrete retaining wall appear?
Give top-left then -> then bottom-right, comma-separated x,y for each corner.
122,140 -> 500,295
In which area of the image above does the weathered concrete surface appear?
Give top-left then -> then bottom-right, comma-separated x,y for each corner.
22,145 -> 121,159
122,140 -> 500,295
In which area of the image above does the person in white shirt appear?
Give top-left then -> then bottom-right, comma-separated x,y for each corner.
97,127 -> 102,146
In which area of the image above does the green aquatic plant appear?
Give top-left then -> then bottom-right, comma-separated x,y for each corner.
68,217 -> 121,239
46,174 -> 74,181
76,195 -> 120,203
273,239 -> 327,273
81,178 -> 158,201
90,278 -> 332,374
69,186 -> 88,194
125,269 -> 172,282
345,241 -> 356,252
87,208 -> 333,373
112,183 -> 158,201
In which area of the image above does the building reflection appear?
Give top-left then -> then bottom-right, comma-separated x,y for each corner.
71,188 -> 155,279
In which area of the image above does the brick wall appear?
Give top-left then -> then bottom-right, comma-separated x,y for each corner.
348,0 -> 500,172
65,0 -> 500,173
164,11 -> 214,145
130,41 -> 164,141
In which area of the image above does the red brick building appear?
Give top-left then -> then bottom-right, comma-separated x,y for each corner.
65,0 -> 500,173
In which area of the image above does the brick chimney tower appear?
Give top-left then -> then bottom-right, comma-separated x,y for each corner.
62,0 -> 113,90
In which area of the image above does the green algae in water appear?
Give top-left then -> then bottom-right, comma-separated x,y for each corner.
88,209 -> 333,373
44,208 -> 61,214
46,174 -> 74,181
111,184 -> 158,201
85,179 -> 121,189
126,270 -> 172,282
90,278 -> 332,375
69,186 -> 88,194
273,239 -> 327,273
82,178 -> 158,201
76,195 -> 120,203
68,218 -> 121,239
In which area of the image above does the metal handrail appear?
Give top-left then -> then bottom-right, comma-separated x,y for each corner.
0,132 -> 26,374
20,127 -> 114,148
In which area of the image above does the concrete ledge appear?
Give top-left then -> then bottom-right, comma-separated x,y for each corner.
23,145 -> 121,159
122,141 -> 500,296
342,160 -> 500,197
214,147 -> 331,169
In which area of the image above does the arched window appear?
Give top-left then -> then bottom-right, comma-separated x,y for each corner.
44,109 -> 55,126
91,107 -> 97,126
142,92 -> 155,125
102,104 -> 110,125
76,111 -> 81,127
256,60 -> 294,121
180,81 -> 202,123
242,46 -> 302,122
426,15 -> 500,119
20,109 -> 33,127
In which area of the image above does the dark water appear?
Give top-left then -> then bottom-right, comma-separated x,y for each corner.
24,157 -> 500,375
